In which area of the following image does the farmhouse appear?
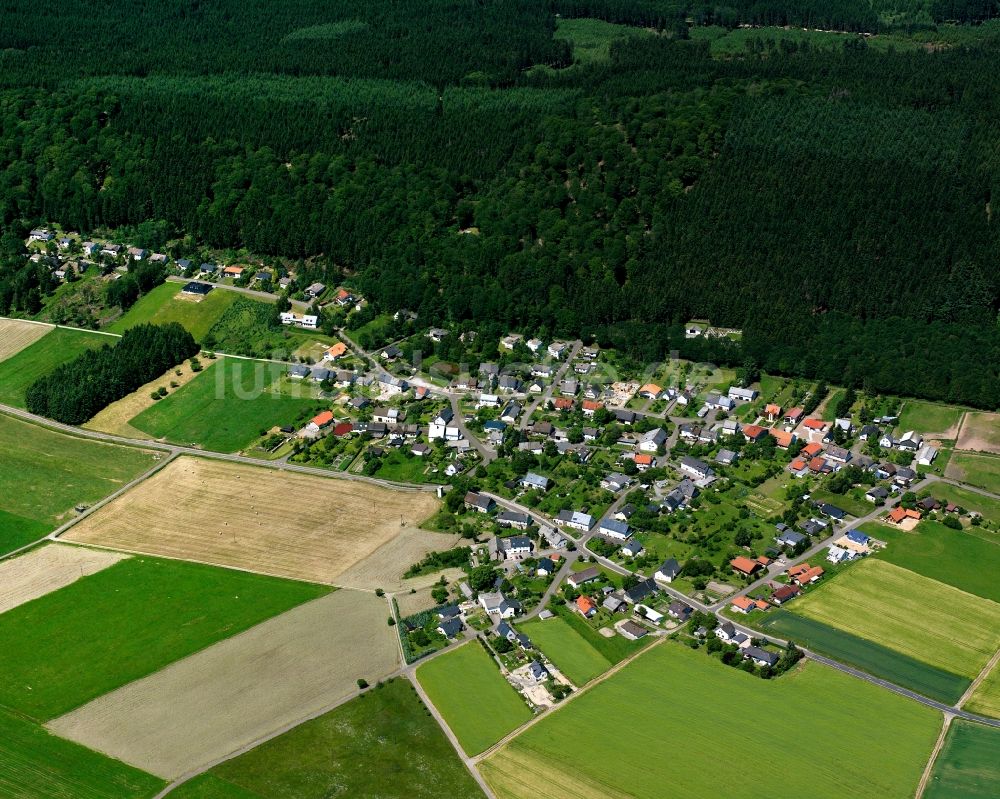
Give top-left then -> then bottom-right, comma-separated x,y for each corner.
599,518 -> 631,540
567,567 -> 600,589
465,492 -> 496,513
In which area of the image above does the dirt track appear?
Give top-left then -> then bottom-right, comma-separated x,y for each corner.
47,589 -> 399,779
0,544 -> 127,615
62,456 -> 440,585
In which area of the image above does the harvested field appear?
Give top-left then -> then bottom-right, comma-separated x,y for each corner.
48,589 -> 399,779
396,586 -> 438,617
63,456 -> 440,585
955,412 -> 1000,454
84,360 -> 204,438
333,528 -> 464,592
0,544 -> 127,615
0,319 -> 51,363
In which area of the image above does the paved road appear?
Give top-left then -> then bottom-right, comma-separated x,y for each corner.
518,342 -> 581,432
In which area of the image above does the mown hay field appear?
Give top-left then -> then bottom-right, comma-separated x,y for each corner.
417,641 -> 532,756
481,643 -> 939,799
49,589 -> 397,780
0,318 -> 52,363
790,559 -> 1000,680
106,281 -> 242,342
64,456 -> 441,585
0,544 -> 127,615
0,556 -> 327,720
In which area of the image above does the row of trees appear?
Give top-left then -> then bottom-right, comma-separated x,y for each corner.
25,324 -> 199,423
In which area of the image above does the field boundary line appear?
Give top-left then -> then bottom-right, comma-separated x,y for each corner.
473,636 -> 666,763
915,713 -> 952,799
957,647 -> 1000,709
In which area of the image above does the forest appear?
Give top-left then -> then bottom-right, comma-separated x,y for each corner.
25,324 -> 199,424
1,0 -> 1000,408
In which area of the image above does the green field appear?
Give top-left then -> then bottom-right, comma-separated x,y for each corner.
925,720 -> 1000,799
0,707 -> 164,799
860,520 -> 1000,602
0,327 -> 111,407
809,487 -> 870,517
0,556 -> 328,720
925,483 -> 1000,523
760,610 -> 970,704
481,643 -> 939,799
416,642 -> 532,756
790,559 -> 1000,680
897,400 -> 965,435
948,452 -> 1000,496
107,282 -> 241,341
965,658 -> 1000,719
129,359 -> 325,452
518,616 -> 611,685
167,679 -> 482,799
0,414 -> 159,553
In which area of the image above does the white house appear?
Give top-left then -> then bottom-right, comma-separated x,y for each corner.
679,456 -> 714,480
479,592 -> 519,618
477,393 -> 501,408
429,408 -> 462,441
728,386 -> 758,403
898,431 -> 924,451
557,510 -> 593,531
638,428 -> 667,453
916,445 -> 938,466
655,558 -> 681,583
598,518 -> 630,540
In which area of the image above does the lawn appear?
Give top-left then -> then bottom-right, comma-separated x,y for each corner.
481,643 -> 939,799
167,679 -> 482,799
860,520 -> 1000,602
0,326 -> 112,407
373,448 -> 435,483
789,559 -> 1000,680
129,359 -> 326,452
809,487 -> 870,517
948,452 -> 1000,495
0,707 -> 164,799
416,641 -> 532,756
0,414 -> 159,553
924,720 -> 1000,799
897,400 -> 964,436
518,616 -> 611,686
0,556 -> 328,720
107,282 -> 241,342
760,610 -> 970,704
964,657 -> 1000,719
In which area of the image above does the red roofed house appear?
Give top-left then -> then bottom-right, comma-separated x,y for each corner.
888,506 -> 922,524
634,453 -> 654,471
582,400 -> 604,416
576,595 -> 597,618
801,442 -> 824,458
788,458 -> 808,477
788,563 -> 824,585
306,410 -> 335,434
222,265 -> 245,278
771,584 -> 800,605
765,404 -> 782,422
332,422 -> 353,437
731,556 -> 762,577
803,418 -> 828,432
769,429 -> 795,449
323,342 -> 348,361
743,424 -> 768,442
808,456 -> 829,474
554,398 -> 574,411
731,595 -> 757,614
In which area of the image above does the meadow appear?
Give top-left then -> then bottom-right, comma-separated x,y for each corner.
518,616 -> 611,686
897,400 -> 965,436
417,641 -> 532,756
924,720 -> 1000,799
129,359 -> 325,452
789,559 -> 1000,680
947,452 -> 1000,494
924,482 -> 1000,523
760,610 -> 970,704
0,707 -> 163,799
0,414 -> 159,553
0,556 -> 328,720
481,643 -> 939,799
107,282 -> 241,341
164,679 -> 482,799
0,326 -> 112,407
860,520 -> 1000,602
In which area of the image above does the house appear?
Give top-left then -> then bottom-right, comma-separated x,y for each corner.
498,510 -> 532,530
304,282 -> 326,298
526,338 -> 544,353
834,417 -> 853,434
304,410 -> 335,435
809,456 -> 831,475
744,646 -> 779,668
634,453 -> 654,471
520,472 -> 551,491
527,660 -> 549,683
619,620 -> 649,640
898,431 -> 923,451
372,407 -> 404,425
581,399 -> 603,417
599,518 -> 631,540
575,595 -> 598,618
310,367 -> 332,383
655,558 -> 682,583
623,578 -> 657,605
742,424 -> 768,443
428,408 -> 462,441
380,345 -> 402,362
567,566 -> 600,588
548,341 -> 569,359
819,503 -> 846,521
556,510 -> 594,532
288,364 -> 310,379
887,506 -> 922,525
621,539 -> 644,557
498,401 -> 521,424
436,617 -> 463,639
497,375 -> 522,392
866,486 -> 889,503
531,421 -> 554,439
679,456 -> 714,480
531,363 -> 554,378
787,458 -> 809,477
464,492 -> 495,513
859,424 -> 880,441
826,545 -> 854,563
730,556 -> 762,577
222,264 -> 244,279
879,433 -> 897,449
769,429 -> 796,449
775,529 -> 806,549
784,408 -> 804,425
478,393 -> 501,409
667,600 -> 693,621
730,596 -> 758,614
600,473 -> 631,493
500,333 -> 523,350
614,408 -> 637,424
638,428 -> 667,453
728,386 -> 758,403
479,362 -> 500,379
788,563 -> 824,585
480,592 -> 520,618
765,403 -> 782,422
916,445 -> 939,466
894,466 -> 917,485
323,342 -> 348,361
181,281 -> 212,296
493,535 -> 533,561
536,557 -> 556,576
705,392 -> 736,411
771,584 -> 800,605
826,446 -> 851,464
715,449 -> 739,466
29,228 -> 53,242
715,622 -> 740,644
638,383 -> 662,400
603,593 -> 628,614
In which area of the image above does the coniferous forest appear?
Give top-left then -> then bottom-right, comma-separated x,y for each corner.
2,0 -> 1000,406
